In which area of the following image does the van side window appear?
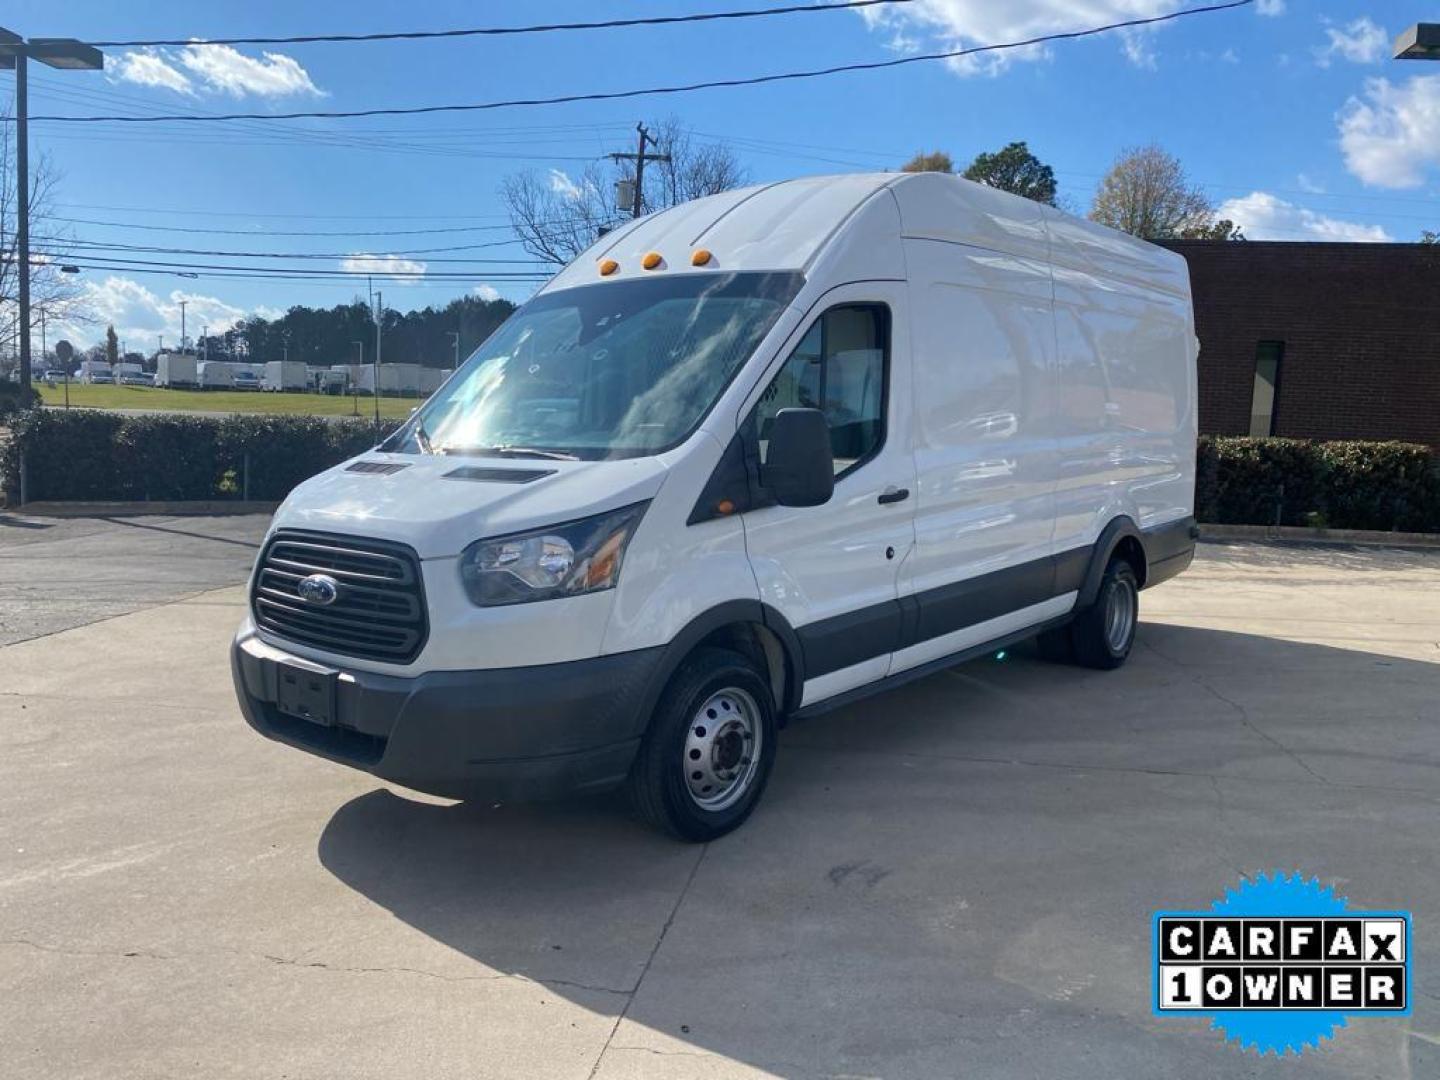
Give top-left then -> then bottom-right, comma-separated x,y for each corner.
751,304 -> 888,477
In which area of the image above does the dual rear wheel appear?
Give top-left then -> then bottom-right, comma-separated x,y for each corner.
1038,555 -> 1140,669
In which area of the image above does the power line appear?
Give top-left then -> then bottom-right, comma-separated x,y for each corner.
82,1 -> 914,48
49,214 -> 535,237
15,2 -> 1254,124
33,257 -> 551,282
35,235 -> 539,259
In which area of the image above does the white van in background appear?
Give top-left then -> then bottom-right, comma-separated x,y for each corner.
233,172 -> 1198,840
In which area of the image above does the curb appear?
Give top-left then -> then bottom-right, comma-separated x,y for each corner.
1200,523 -> 1440,549
8,500 -> 279,518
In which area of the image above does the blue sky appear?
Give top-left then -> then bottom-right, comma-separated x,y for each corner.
6,0 -> 1437,351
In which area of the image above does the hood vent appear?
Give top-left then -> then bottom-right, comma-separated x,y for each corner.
346,460 -> 410,475
442,466 -> 556,484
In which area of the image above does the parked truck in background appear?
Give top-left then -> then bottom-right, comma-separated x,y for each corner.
155,352 -> 198,388
261,360 -> 309,392
196,362 -> 235,390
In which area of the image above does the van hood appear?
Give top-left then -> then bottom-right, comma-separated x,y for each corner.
272,452 -> 669,559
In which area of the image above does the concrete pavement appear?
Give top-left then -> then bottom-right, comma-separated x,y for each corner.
2,537 -> 1439,1078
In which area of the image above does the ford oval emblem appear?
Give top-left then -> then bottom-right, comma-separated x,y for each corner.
297,573 -> 340,606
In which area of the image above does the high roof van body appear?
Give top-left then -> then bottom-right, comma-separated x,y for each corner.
233,173 -> 1197,840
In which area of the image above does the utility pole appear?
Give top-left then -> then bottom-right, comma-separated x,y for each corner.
373,290 -> 382,425
0,30 -> 102,391
202,324 -> 208,362
609,122 -> 671,219
447,330 -> 460,373
350,339 -> 363,417
178,300 -> 188,353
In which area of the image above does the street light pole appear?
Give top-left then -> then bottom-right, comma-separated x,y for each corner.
447,331 -> 460,373
351,339 -> 363,417
0,29 -> 105,392
373,291 -> 383,425
15,48 -> 28,389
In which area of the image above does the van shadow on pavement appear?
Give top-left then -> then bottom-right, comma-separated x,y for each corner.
317,624 -> 1440,1079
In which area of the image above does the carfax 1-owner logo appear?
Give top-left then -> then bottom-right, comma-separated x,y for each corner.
1152,871 -> 1412,1055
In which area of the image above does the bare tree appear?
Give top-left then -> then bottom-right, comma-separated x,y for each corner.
1,104 -> 89,372
502,119 -> 749,266
1089,145 -> 1215,240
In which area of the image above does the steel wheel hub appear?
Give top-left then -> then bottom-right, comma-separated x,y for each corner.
683,687 -> 762,812
1105,576 -> 1137,653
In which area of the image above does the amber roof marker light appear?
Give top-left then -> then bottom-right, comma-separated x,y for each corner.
641,251 -> 663,270
691,249 -> 713,266
598,258 -> 619,276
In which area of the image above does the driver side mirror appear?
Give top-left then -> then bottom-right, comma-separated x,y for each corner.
761,408 -> 834,507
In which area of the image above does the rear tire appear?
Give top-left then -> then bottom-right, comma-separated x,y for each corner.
1069,557 -> 1140,670
627,647 -> 777,842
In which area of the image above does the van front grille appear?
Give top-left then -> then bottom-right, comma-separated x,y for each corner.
251,530 -> 428,664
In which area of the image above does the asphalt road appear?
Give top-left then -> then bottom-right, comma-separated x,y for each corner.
0,512 -> 267,646
2,528 -> 1439,1078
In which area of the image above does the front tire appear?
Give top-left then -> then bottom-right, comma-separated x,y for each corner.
627,647 -> 777,842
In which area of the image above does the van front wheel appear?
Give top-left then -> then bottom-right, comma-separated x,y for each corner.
627,647 -> 777,842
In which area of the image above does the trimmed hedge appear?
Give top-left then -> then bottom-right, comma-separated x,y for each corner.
0,382 -> 37,422
1,408 -> 398,504
5,410 -> 1437,533
1198,436 -> 1440,532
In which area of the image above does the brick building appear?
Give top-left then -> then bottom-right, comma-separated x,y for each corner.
1161,241 -> 1440,447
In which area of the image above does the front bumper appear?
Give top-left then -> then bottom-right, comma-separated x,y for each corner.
232,629 -> 664,801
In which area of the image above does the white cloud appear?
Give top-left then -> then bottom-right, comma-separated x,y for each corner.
854,1 -> 1190,76
1119,27 -> 1159,71
548,169 -> 585,200
1338,75 -> 1440,188
110,50 -> 195,96
339,253 -> 428,280
178,43 -> 323,98
112,42 -> 322,98
1295,172 -> 1325,194
55,277 -> 250,351
1315,17 -> 1388,67
1217,191 -> 1393,242
1256,0 -> 1285,16
472,284 -> 501,302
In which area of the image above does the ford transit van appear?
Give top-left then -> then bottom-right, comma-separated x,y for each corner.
233,172 -> 1198,841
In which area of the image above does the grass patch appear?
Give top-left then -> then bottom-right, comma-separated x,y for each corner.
35,382 -> 421,419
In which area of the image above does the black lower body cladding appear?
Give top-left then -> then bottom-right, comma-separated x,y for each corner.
232,629 -> 664,801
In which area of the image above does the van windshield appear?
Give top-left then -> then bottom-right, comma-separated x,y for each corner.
388,271 -> 803,460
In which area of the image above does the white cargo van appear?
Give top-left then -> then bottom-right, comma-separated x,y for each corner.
234,173 -> 1197,840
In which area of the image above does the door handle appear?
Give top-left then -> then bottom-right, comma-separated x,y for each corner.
877,486 -> 910,505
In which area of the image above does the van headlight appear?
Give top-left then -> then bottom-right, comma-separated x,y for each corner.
460,502 -> 648,607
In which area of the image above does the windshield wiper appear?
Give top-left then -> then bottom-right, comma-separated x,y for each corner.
440,444 -> 579,461
414,419 -> 434,456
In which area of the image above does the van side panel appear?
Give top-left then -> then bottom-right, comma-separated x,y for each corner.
1047,261 -> 1195,553
898,238 -> 1058,606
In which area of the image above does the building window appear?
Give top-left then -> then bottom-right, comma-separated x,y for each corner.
1249,341 -> 1284,437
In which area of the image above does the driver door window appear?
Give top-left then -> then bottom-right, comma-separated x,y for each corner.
751,304 -> 889,477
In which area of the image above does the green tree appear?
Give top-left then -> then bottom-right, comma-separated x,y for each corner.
961,141 -> 1057,206
1089,145 -> 1214,240
900,150 -> 954,173
1421,231 -> 1438,244
104,325 -> 119,366
1180,218 -> 1245,241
